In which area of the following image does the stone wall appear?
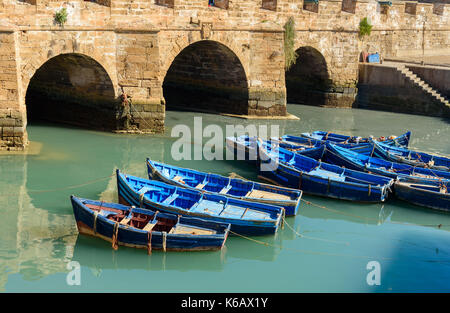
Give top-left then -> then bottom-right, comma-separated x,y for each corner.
0,29 -> 26,150
407,65 -> 450,99
357,63 -> 450,118
0,0 -> 449,150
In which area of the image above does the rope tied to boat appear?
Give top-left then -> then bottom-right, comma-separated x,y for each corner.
281,215 -> 350,246
162,231 -> 167,252
415,153 -> 441,177
300,198 -> 450,228
139,193 -> 145,208
370,144 -> 376,157
147,231 -> 152,255
93,211 -> 99,235
112,222 -> 119,251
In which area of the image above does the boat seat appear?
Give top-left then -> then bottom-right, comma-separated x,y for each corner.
195,183 -> 206,189
120,217 -> 131,225
162,193 -> 180,205
142,222 -> 156,232
309,168 -> 345,182
173,176 -> 185,184
137,186 -> 150,194
245,189 -> 291,200
169,225 -> 215,235
190,200 -> 224,215
219,185 -> 232,194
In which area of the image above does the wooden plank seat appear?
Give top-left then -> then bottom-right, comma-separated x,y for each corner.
142,223 -> 156,232
219,185 -> 232,194
120,217 -> 131,225
169,225 -> 215,235
173,175 -> 186,184
245,189 -> 291,200
162,193 -> 179,205
195,183 -> 206,189
137,186 -> 150,194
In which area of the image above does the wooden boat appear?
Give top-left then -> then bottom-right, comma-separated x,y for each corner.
225,135 -> 325,163
280,134 -> 326,147
257,141 -> 394,202
70,195 -> 230,253
325,142 -> 450,186
147,159 -> 302,216
372,141 -> 450,172
301,130 -> 411,147
116,170 -> 284,236
394,181 -> 449,212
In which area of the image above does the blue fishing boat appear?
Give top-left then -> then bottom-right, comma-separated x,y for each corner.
301,130 -> 411,147
116,170 -> 284,236
325,142 -> 450,186
70,196 -> 230,253
257,141 -> 394,202
280,134 -> 326,146
394,181 -> 449,212
147,159 -> 302,216
225,135 -> 325,163
372,141 -> 450,172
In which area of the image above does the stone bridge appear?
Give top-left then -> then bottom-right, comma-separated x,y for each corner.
0,0 -> 449,150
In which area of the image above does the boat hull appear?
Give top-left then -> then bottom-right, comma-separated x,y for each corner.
71,196 -> 229,252
301,131 -> 411,147
258,163 -> 390,203
147,159 -> 302,216
116,172 -> 282,236
258,144 -> 393,202
325,142 -> 450,186
394,182 -> 450,212
373,141 -> 450,172
226,136 -> 325,164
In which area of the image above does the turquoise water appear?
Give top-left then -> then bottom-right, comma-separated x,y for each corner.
1,104 -> 450,292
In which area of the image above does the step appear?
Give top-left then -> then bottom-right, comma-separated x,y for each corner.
395,65 -> 449,106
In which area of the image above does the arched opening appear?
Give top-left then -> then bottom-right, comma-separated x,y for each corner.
26,53 -> 117,130
163,40 -> 249,115
285,46 -> 331,106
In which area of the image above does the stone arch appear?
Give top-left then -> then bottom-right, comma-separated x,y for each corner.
285,46 -> 332,106
160,33 -> 250,82
162,39 -> 250,115
25,53 -> 119,130
22,49 -> 118,100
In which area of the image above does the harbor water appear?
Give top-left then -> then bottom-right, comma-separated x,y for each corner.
1,104 -> 450,292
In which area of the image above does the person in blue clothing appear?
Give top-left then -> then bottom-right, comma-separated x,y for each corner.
209,0 -> 215,6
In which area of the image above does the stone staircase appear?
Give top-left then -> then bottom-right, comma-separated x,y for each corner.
396,64 -> 450,108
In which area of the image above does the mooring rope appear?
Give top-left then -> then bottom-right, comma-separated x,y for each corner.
300,198 -> 450,228
282,216 -> 350,246
228,230 -> 392,260
27,174 -> 115,194
111,221 -> 119,251
129,102 -> 159,132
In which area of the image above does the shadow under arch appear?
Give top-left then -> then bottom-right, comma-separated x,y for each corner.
26,53 -> 118,131
163,40 -> 249,115
285,46 -> 331,106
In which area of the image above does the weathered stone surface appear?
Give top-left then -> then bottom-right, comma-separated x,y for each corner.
358,64 -> 450,118
0,0 -> 448,150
